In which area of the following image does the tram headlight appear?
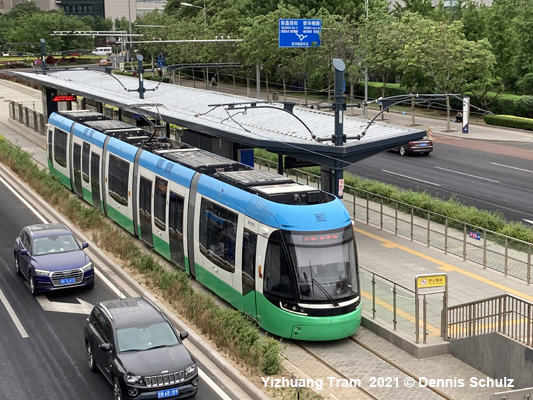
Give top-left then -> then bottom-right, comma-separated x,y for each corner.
280,302 -> 308,315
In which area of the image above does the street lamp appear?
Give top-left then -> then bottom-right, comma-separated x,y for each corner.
363,0 -> 368,118
181,2 -> 206,30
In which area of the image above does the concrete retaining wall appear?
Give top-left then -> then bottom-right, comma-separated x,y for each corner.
450,332 -> 533,389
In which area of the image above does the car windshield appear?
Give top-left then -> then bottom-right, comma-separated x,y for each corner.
117,322 -> 179,352
32,234 -> 80,255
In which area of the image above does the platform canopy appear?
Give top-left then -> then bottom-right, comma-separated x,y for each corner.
13,69 -> 426,169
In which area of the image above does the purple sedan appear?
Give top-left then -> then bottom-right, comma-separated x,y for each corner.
14,223 -> 94,296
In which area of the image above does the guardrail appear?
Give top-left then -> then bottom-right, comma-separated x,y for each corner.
255,156 -> 533,285
448,294 -> 533,347
9,101 -> 47,134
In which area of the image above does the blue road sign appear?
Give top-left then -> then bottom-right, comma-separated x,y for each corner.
157,53 -> 165,68
279,19 -> 321,48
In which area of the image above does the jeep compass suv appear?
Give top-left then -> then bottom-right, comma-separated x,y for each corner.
84,297 -> 198,399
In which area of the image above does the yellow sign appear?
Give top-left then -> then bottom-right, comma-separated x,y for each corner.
417,274 -> 446,289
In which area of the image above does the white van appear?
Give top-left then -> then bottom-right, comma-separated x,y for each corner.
92,47 -> 112,56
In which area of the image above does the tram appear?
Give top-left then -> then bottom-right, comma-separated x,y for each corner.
46,110 -> 361,340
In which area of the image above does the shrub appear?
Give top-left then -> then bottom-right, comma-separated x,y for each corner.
513,96 -> 533,118
484,114 -> 533,131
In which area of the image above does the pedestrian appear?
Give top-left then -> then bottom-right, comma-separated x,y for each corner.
455,111 -> 463,123
211,75 -> 217,88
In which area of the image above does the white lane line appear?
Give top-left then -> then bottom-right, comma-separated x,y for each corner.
95,269 -> 125,299
0,175 -> 47,223
199,368 -> 232,400
434,166 -> 500,183
0,288 -> 29,338
0,173 -> 124,300
491,162 -> 533,174
382,170 -> 441,186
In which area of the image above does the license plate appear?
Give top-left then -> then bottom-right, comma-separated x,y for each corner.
419,143 -> 427,146
157,388 -> 179,398
60,277 -> 76,285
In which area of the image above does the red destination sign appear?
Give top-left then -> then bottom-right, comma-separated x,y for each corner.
52,94 -> 77,102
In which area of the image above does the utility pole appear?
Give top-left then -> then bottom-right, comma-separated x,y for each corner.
332,59 -> 346,199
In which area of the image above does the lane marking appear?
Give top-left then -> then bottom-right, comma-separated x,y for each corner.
0,174 -> 47,223
491,162 -> 533,174
354,226 -> 533,303
434,166 -> 500,182
199,368 -> 232,400
0,288 -> 29,338
0,173 -> 124,299
95,268 -> 125,299
381,170 -> 440,186
36,296 -> 93,315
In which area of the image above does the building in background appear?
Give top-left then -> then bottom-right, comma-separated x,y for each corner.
137,0 -> 166,17
0,0 -> 137,21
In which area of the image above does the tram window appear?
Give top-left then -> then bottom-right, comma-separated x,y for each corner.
54,129 -> 67,168
264,231 -> 294,299
242,229 -> 257,279
82,142 -> 90,183
154,177 -> 167,230
199,199 -> 237,273
108,154 -> 129,206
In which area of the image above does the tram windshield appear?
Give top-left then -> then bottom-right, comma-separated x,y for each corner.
284,226 -> 358,302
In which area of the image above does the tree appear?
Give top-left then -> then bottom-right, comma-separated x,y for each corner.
508,0 -> 533,81
482,0 -> 521,89
404,19 -> 496,130
364,0 -> 399,98
393,0 -> 434,18
236,4 -> 300,97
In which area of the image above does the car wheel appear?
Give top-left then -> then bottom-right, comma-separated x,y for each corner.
87,342 -> 97,371
15,255 -> 21,276
29,272 -> 39,296
423,152 -> 431,156
113,377 -> 123,400
87,279 -> 95,290
399,146 -> 407,156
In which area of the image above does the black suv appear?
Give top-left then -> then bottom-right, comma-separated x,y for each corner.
84,297 -> 198,400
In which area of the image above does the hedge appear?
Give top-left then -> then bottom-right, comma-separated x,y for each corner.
484,114 -> 533,131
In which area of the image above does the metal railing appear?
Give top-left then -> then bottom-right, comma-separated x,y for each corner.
255,156 -> 533,285
448,294 -> 533,347
360,266 -> 418,338
9,101 -> 47,135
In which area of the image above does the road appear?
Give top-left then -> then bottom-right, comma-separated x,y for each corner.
0,176 -> 235,400
347,136 -> 533,225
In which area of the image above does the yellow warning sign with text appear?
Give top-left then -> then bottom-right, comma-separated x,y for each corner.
417,274 -> 446,289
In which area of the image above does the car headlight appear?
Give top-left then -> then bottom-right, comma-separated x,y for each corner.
81,262 -> 93,272
124,374 -> 143,385
34,268 -> 50,276
185,363 -> 197,378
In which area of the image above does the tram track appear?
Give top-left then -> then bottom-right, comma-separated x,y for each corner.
292,334 -> 454,400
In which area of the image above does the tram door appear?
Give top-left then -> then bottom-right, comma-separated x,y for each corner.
139,176 -> 154,246
73,143 -> 83,196
242,218 -> 259,318
90,152 -> 101,210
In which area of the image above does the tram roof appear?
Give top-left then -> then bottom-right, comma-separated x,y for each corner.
13,69 -> 426,167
